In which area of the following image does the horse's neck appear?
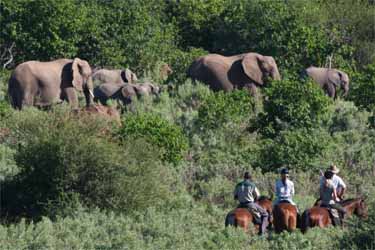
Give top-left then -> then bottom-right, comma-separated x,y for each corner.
342,200 -> 359,216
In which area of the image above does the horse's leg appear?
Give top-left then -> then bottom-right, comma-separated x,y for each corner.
287,212 -> 297,232
301,210 -> 310,233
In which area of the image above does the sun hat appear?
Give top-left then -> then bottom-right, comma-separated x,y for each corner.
328,164 -> 339,174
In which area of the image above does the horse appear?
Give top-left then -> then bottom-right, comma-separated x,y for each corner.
301,197 -> 368,233
225,196 -> 273,233
273,202 -> 298,233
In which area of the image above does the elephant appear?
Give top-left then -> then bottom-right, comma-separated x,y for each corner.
187,52 -> 281,93
8,58 -> 94,109
305,66 -> 350,99
93,82 -> 160,106
92,68 -> 138,85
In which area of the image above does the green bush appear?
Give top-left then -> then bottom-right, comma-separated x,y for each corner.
257,128 -> 332,172
117,113 -> 188,165
349,63 -> 375,112
197,90 -> 255,130
0,108 -> 175,218
256,79 -> 332,138
341,204 -> 375,250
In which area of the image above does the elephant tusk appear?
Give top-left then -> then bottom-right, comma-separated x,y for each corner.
89,89 -> 94,98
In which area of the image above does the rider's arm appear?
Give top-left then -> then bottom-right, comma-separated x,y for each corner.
233,185 -> 239,200
333,187 -> 339,202
337,176 -> 347,199
291,182 -> 295,196
254,187 -> 260,201
275,181 -> 280,199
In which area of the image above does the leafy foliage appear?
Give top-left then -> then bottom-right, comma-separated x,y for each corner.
117,112 -> 188,165
0,1 -> 374,249
0,108 -> 175,218
256,79 -> 332,138
197,90 -> 254,130
349,63 -> 375,112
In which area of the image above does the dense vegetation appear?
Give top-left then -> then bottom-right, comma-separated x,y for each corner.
0,0 -> 374,249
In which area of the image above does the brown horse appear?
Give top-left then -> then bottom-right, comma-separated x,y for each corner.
225,196 -> 273,233
301,197 -> 368,233
273,202 -> 298,233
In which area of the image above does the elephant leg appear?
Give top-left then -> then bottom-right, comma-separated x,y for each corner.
324,83 -> 336,99
245,83 -> 257,95
64,87 -> 79,109
22,92 -> 34,107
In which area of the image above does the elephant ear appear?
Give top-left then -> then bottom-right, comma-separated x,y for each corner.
328,70 -> 341,87
131,72 -> 138,82
150,83 -> 159,94
72,58 -> 84,91
121,69 -> 134,83
241,54 -> 263,85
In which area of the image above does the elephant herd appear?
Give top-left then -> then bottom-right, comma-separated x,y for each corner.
7,52 -> 349,111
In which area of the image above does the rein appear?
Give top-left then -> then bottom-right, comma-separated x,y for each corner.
340,198 -> 361,216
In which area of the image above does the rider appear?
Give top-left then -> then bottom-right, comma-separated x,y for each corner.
274,168 -> 296,206
328,164 -> 346,200
319,170 -> 347,226
317,164 -> 346,205
234,171 -> 269,235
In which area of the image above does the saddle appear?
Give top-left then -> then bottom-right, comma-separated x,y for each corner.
320,204 -> 341,226
237,203 -> 262,225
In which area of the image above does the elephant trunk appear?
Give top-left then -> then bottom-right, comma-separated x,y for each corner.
342,84 -> 349,97
272,67 -> 281,81
84,77 -> 94,107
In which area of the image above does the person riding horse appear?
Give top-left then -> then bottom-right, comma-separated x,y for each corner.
274,168 -> 297,207
272,168 -> 299,232
320,164 -> 346,200
319,170 -> 347,226
233,172 -> 269,235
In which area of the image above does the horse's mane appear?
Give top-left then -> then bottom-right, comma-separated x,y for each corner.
341,197 -> 362,206
258,195 -> 271,202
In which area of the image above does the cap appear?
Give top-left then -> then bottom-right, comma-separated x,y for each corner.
280,168 -> 289,175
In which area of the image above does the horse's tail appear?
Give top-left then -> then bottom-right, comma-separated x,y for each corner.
225,212 -> 237,227
301,210 -> 310,233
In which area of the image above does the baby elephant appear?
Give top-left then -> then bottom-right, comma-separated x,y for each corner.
92,68 -> 138,85
94,82 -> 160,106
305,66 -> 349,99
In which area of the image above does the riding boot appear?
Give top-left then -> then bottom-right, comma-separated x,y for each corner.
259,216 -> 269,235
332,216 -> 341,227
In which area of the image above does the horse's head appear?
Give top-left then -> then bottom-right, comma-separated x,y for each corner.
354,197 -> 368,219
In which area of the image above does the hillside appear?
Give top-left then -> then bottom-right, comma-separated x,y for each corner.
0,1 -> 374,249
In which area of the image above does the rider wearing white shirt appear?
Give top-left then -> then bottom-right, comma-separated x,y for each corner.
319,165 -> 346,200
274,168 -> 296,206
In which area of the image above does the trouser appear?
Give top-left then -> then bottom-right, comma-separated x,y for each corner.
321,203 -> 346,226
239,202 -> 269,235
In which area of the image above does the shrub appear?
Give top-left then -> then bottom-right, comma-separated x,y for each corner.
349,63 -> 375,112
0,108 -> 175,218
340,205 -> 375,250
257,128 -> 332,172
256,79 -> 332,138
117,113 -> 188,165
197,90 -> 255,130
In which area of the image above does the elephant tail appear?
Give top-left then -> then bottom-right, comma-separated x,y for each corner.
7,74 -> 21,109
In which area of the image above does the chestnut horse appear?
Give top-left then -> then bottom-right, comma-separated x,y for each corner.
273,202 -> 298,233
301,197 -> 368,233
225,196 -> 273,233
